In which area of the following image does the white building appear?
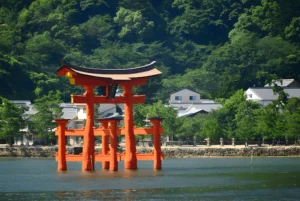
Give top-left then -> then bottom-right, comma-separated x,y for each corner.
245,87 -> 300,106
246,79 -> 300,106
169,88 -> 222,117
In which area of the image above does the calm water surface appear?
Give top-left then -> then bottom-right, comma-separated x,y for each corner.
0,157 -> 300,200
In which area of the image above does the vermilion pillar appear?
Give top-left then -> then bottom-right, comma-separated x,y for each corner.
55,119 -> 69,171
150,118 -> 163,169
123,85 -> 137,169
82,86 -> 95,171
109,119 -> 120,171
101,120 -> 110,169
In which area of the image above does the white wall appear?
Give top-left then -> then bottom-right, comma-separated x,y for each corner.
245,89 -> 273,106
245,89 -> 261,101
76,105 -> 86,120
170,89 -> 201,104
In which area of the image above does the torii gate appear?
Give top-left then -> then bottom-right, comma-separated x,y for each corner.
55,61 -> 163,171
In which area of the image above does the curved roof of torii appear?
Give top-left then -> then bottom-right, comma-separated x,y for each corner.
56,61 -> 162,81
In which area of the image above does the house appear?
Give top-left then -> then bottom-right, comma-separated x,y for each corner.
246,79 -> 300,106
169,88 -> 201,104
246,87 -> 300,106
169,88 -> 221,117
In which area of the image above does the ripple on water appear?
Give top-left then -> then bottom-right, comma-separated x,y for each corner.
0,158 -> 299,200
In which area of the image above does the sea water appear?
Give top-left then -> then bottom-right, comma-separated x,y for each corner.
0,157 -> 300,200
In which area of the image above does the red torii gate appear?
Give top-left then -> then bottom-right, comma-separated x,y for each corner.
55,61 -> 163,171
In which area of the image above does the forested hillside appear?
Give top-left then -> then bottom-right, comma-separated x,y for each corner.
0,0 -> 300,102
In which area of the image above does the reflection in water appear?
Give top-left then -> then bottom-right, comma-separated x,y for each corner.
56,191 -> 65,201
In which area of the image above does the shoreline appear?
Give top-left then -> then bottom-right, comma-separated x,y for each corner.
0,145 -> 300,158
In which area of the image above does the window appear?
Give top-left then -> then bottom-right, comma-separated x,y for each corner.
248,94 -> 252,98
175,96 -> 182,101
189,96 -> 196,100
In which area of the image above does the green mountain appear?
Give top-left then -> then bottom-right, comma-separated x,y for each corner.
0,0 -> 299,102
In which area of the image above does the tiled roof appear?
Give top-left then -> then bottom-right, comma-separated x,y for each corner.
177,103 -> 222,117
60,103 -> 77,119
9,100 -> 32,106
170,88 -> 200,96
249,87 -> 300,100
170,102 -> 216,110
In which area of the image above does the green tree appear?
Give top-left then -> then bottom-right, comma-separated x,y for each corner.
255,105 -> 277,140
0,97 -> 24,146
215,90 -> 246,138
285,17 -> 300,43
234,101 -> 260,142
284,98 -> 300,141
198,112 -> 220,142
114,7 -> 154,41
32,90 -> 62,145
134,101 -> 178,135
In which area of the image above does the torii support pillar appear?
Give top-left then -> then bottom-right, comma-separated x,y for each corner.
100,120 -> 110,169
150,117 -> 163,169
109,118 -> 121,171
82,86 -> 95,171
55,119 -> 69,171
123,84 -> 137,169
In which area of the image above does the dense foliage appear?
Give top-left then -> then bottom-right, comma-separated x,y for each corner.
133,91 -> 300,144
0,97 -> 24,145
0,0 -> 300,144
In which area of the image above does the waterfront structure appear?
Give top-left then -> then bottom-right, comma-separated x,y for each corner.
55,61 -> 164,171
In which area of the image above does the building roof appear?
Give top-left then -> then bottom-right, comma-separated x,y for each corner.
264,79 -> 300,87
249,87 -> 300,100
100,113 -> 124,120
170,102 -> 216,110
9,100 -> 32,107
191,103 -> 223,111
170,88 -> 200,96
24,106 -> 38,115
60,103 -> 78,119
56,61 -> 162,81
170,103 -> 196,110
177,103 -> 222,117
9,101 -> 38,120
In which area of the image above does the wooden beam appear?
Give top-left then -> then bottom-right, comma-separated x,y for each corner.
56,154 -> 82,162
95,154 -> 122,162
71,95 -> 145,104
94,129 -> 110,136
55,129 -> 85,136
94,95 -> 145,104
118,153 -> 164,161
119,127 -> 164,135
71,95 -> 87,104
